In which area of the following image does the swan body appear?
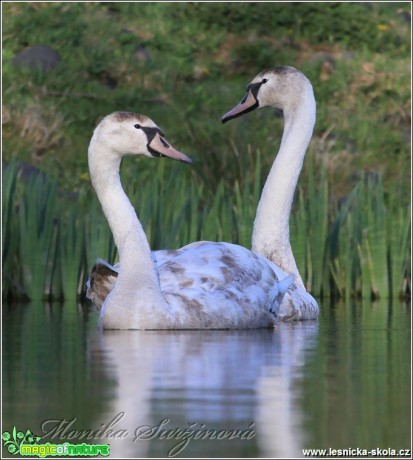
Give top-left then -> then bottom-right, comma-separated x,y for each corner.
87,111 -> 294,329
222,66 -> 319,320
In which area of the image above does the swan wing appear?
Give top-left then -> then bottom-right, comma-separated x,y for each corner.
157,242 -> 286,328
87,242 -> 293,327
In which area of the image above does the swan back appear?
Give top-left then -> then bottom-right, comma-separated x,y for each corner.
156,241 -> 294,328
87,242 -> 295,328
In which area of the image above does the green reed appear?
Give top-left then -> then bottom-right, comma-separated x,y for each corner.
329,184 -> 359,299
328,176 -> 411,299
387,189 -> 411,298
84,196 -> 117,272
2,160 -> 410,302
58,204 -> 86,300
2,163 -> 18,298
17,172 -> 58,300
358,177 -> 389,298
304,159 -> 330,296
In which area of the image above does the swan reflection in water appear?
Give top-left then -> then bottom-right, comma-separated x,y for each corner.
88,322 -> 318,458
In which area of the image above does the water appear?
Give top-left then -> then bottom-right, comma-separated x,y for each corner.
2,300 -> 411,458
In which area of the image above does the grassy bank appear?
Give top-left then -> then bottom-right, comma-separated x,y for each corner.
2,2 -> 411,197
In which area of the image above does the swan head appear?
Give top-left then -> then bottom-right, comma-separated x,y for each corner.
90,111 -> 192,164
222,66 -> 313,123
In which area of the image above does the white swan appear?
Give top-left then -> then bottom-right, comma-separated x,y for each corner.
222,66 -> 319,320
86,111 -> 294,329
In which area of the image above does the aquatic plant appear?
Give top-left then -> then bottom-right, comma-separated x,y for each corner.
17,172 -> 58,300
1,161 -> 410,302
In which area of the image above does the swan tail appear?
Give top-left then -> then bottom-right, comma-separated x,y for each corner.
86,260 -> 118,311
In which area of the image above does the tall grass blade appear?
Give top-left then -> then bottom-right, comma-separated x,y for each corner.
84,196 -> 117,274
291,187 -> 307,288
18,173 -> 57,300
360,177 -> 389,298
329,185 -> 360,299
388,203 -> 411,298
306,160 -> 329,297
59,205 -> 85,300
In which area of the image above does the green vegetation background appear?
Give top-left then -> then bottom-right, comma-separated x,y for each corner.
2,2 -> 411,301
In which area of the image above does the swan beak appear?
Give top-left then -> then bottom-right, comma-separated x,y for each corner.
221,90 -> 259,123
148,133 -> 192,164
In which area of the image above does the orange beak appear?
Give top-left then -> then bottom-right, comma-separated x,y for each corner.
148,132 -> 192,164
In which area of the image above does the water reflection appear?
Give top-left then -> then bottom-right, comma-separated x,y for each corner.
301,300 -> 412,451
2,302 -> 111,431
256,323 -> 318,458
90,323 -> 318,457
2,300 -> 411,458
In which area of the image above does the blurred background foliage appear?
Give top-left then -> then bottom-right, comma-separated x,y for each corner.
3,2 -> 411,194
2,2 -> 411,301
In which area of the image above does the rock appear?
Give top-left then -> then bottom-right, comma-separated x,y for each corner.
135,45 -> 151,63
13,45 -> 61,71
399,10 -> 411,23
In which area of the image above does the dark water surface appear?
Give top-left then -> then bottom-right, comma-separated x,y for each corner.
2,300 -> 411,458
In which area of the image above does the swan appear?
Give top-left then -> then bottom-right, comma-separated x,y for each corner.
222,66 -> 319,320
86,111 -> 294,329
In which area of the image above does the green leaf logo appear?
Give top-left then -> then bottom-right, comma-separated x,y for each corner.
2,427 -> 41,455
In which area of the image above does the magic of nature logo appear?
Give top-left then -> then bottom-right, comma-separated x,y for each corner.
2,426 -> 110,457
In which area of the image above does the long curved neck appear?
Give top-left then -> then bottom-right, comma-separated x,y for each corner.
252,88 -> 316,288
88,141 -> 167,328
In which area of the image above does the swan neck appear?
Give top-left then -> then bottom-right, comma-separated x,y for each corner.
89,152 -> 135,253
252,88 -> 315,287
88,140 -> 164,307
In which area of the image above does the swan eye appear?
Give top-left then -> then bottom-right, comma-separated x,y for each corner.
262,78 -> 268,83
134,124 -> 141,129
